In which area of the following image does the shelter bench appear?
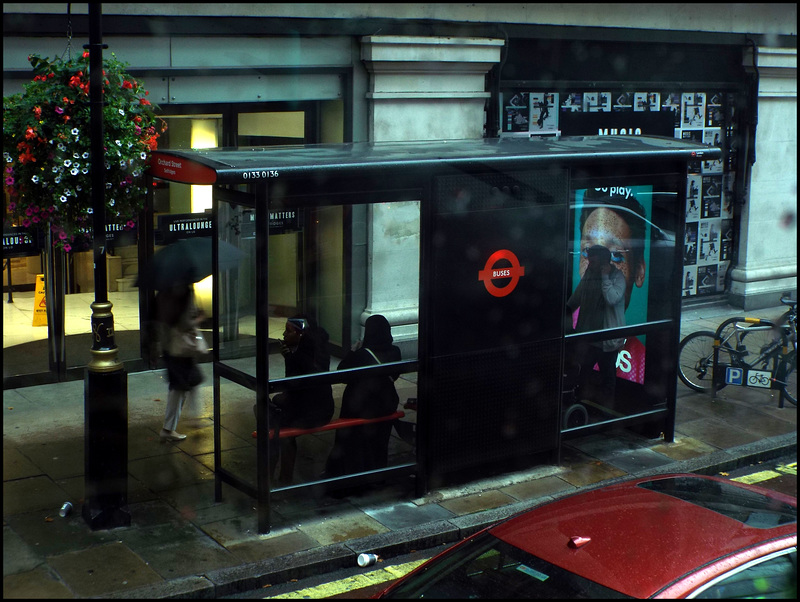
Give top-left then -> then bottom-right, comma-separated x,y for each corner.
251,410 -> 405,439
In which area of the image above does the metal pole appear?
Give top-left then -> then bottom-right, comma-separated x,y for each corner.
82,3 -> 130,530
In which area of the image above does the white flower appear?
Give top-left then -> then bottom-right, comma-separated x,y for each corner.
140,152 -> 147,160
81,168 -> 89,174
115,140 -> 122,146
58,143 -> 66,152
55,176 -> 62,184
63,160 -> 72,167
82,152 -> 90,159
60,195 -> 68,203
87,208 -> 93,214
52,166 -> 59,173
70,168 -> 79,175
73,152 -> 80,159
109,199 -> 115,206
71,128 -> 79,136
118,109 -> 124,116
31,175 -> 39,183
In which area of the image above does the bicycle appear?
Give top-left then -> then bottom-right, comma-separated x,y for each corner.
677,296 -> 797,406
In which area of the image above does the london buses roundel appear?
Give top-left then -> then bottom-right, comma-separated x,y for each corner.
478,249 -> 525,297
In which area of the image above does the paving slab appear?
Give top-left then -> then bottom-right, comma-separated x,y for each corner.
47,541 -> 163,598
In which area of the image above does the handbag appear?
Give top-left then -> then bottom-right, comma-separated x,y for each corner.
169,326 -> 210,358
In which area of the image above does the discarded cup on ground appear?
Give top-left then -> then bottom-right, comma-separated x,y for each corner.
357,553 -> 379,567
59,502 -> 73,518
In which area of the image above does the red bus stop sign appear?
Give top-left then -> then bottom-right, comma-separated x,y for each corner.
478,249 -> 525,297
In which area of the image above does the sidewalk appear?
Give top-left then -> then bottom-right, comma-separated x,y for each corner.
3,302 -> 796,599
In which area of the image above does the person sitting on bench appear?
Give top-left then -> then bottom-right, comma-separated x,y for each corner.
270,315 -> 334,483
324,314 -> 402,477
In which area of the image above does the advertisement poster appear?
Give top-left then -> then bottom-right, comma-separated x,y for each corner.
686,175 -> 702,218
697,264 -> 718,294
706,92 -> 724,127
569,185 -> 654,385
530,92 -> 559,133
703,129 -> 724,174
662,92 -> 682,127
682,92 -> 706,128
613,92 -> 635,111
501,92 -> 531,135
583,92 -> 612,112
683,266 -> 697,297
698,220 -> 720,265
561,92 -> 583,112
684,221 -> 698,265
701,176 -> 722,218
635,92 -> 660,112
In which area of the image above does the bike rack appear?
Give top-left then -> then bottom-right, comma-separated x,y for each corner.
711,317 -> 778,401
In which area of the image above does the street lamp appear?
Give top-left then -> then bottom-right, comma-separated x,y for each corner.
82,3 -> 130,530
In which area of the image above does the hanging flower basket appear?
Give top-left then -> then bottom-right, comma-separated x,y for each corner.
3,51 -> 166,252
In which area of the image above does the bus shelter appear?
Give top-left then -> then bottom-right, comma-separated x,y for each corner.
148,136 -> 721,533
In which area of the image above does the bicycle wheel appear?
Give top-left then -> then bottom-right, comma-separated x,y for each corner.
776,352 -> 796,406
678,331 -> 723,393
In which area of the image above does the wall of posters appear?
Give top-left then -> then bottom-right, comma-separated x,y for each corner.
501,86 -> 737,298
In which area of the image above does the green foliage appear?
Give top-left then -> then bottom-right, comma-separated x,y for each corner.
3,51 -> 166,252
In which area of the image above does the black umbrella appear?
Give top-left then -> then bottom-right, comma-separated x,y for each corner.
137,237 -> 245,291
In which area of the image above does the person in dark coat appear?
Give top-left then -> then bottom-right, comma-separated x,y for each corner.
325,314 -> 402,477
270,315 -> 335,483
154,284 -> 205,441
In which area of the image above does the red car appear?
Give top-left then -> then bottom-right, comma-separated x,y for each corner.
377,473 -> 797,599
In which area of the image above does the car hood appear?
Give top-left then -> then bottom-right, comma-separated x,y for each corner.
489,475 -> 796,597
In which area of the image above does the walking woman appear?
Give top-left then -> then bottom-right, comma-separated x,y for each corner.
155,284 -> 205,441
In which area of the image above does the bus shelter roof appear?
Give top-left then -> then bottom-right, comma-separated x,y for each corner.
148,135 -> 720,186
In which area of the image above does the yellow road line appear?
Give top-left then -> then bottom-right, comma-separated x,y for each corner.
777,462 -> 796,476
265,558 -> 427,599
731,470 -> 783,485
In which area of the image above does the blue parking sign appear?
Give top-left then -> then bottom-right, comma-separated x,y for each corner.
726,367 -> 744,385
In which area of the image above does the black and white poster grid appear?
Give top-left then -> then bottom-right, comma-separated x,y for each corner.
498,86 -> 733,296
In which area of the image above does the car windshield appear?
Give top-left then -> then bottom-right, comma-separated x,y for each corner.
382,531 -> 628,599
638,476 -> 797,528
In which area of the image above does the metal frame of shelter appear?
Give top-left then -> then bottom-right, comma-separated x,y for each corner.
148,136 -> 721,533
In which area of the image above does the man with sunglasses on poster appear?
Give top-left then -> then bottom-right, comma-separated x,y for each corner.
567,244 -> 626,408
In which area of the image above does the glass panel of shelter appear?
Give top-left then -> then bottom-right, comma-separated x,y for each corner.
215,198 -> 419,490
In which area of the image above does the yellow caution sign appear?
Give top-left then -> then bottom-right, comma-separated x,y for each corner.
32,274 -> 47,327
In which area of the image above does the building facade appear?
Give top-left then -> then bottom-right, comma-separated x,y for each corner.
3,4 -> 796,387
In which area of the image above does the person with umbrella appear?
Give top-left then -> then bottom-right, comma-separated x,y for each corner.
140,237 -> 242,441
153,283 -> 206,441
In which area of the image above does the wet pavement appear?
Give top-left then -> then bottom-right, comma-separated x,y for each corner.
3,301 -> 796,598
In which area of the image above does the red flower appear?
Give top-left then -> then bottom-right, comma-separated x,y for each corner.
122,80 -> 133,89
139,98 -> 151,106
25,126 -> 37,139
33,106 -> 42,118
18,150 -> 35,164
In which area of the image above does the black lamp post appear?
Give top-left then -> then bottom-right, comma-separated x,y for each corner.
81,3 -> 130,530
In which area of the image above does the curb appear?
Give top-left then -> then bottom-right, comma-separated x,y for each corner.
115,431 -> 796,599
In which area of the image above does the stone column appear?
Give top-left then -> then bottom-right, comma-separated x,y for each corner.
730,47 -> 797,309
358,36 -> 503,344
